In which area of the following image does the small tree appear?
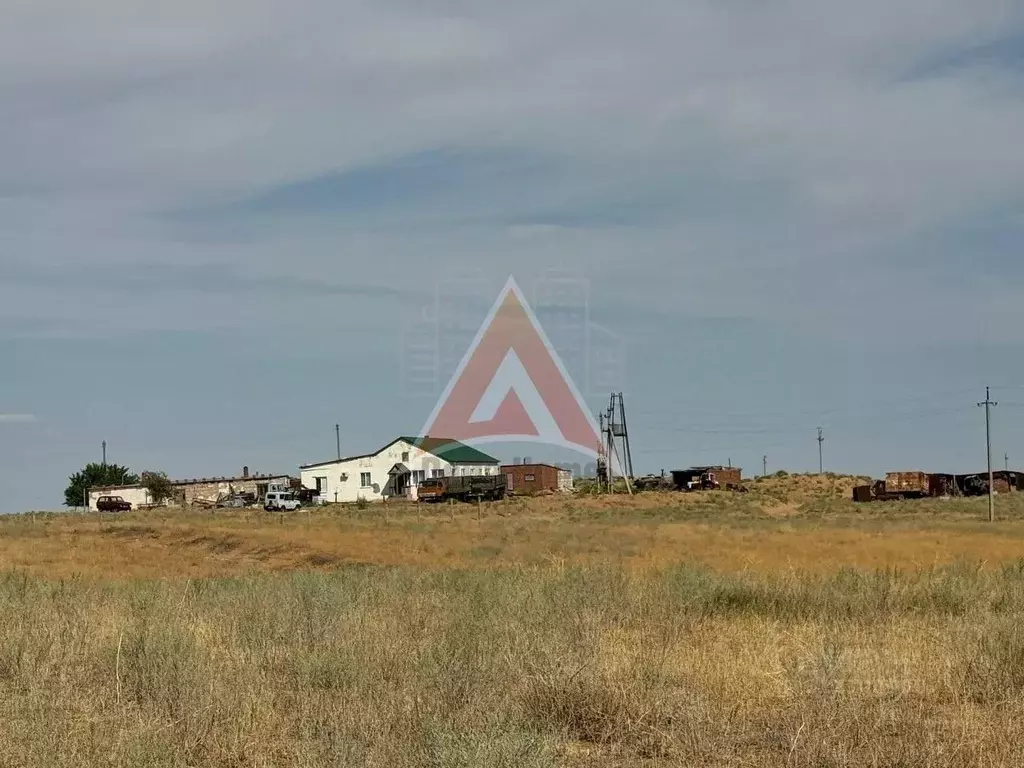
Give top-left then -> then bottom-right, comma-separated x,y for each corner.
141,471 -> 174,505
64,463 -> 139,507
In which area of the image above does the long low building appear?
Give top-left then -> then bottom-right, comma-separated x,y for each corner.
88,467 -> 294,510
300,436 -> 501,503
87,484 -> 155,511
172,470 -> 294,505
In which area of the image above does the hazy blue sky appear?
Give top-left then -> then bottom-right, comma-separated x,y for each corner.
3,0 -> 1024,511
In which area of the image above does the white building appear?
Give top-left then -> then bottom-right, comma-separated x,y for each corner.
87,484 -> 154,511
86,468 -> 294,510
300,436 -> 501,503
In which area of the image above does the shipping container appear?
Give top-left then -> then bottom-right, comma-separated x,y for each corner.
501,464 -> 572,495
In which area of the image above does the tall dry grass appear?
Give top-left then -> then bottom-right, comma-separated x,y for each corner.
6,485 -> 1024,579
3,562 -> 1024,766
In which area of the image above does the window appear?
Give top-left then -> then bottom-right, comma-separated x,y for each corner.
431,469 -> 445,478
525,474 -> 536,482
412,470 -> 425,485
314,477 -> 327,493
360,472 -> 372,487
401,451 -> 410,462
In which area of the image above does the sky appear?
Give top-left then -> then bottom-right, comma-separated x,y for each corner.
2,0 -> 1024,511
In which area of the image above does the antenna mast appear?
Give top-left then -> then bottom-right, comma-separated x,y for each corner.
605,393 -> 635,493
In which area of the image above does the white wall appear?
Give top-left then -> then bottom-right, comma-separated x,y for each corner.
557,469 -> 574,493
87,486 -> 153,511
300,439 -> 498,503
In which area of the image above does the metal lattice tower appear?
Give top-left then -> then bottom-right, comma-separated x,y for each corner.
605,393 -> 634,482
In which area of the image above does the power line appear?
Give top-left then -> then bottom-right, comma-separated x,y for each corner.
649,406 -> 974,437
619,387 -> 983,421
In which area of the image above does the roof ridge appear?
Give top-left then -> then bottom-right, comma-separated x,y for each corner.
302,435 -> 500,468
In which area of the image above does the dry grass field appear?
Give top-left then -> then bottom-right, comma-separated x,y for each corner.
3,474 -> 1024,766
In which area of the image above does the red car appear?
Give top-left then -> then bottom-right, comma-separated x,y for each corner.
96,495 -> 132,512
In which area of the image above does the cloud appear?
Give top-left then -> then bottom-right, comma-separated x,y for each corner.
2,1 -> 1024,510
173,147 -> 575,232
903,30 -> 1024,80
4,2 -> 1022,256
0,261 -> 406,299
205,148 -> 559,216
0,415 -> 37,424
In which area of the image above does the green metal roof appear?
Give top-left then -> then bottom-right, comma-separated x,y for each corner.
399,436 -> 500,464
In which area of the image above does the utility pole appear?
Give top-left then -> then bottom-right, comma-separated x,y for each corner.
978,387 -> 997,523
763,455 -> 767,478
602,411 -> 610,495
817,428 -> 824,474
102,440 -> 107,466
335,424 -> 341,461
1005,453 -> 1009,472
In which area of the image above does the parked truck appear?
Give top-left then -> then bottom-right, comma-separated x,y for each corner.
418,475 -> 507,503
854,471 -> 957,502
883,471 -> 931,499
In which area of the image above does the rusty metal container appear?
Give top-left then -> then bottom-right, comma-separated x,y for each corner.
712,468 -> 743,488
885,471 -> 930,497
501,464 -> 567,495
852,485 -> 873,503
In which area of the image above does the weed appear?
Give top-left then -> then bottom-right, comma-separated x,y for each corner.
1,566 -> 1024,764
